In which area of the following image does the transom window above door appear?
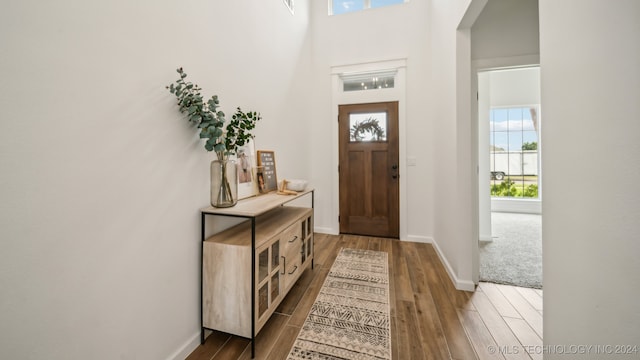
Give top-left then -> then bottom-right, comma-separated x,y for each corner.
340,70 -> 397,92
329,0 -> 407,16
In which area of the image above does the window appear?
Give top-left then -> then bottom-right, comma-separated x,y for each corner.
489,106 -> 540,198
330,0 -> 406,15
340,70 -> 396,92
349,112 -> 387,142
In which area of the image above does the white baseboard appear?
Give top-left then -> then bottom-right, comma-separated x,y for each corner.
404,234 -> 433,243
491,198 -> 542,214
166,332 -> 200,360
314,226 -> 337,235
430,240 -> 476,292
479,235 -> 493,242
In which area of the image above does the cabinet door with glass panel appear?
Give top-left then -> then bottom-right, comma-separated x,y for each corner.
256,237 -> 282,327
301,214 -> 313,267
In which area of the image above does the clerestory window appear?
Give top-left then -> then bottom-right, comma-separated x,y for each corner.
329,0 -> 407,16
340,70 -> 396,92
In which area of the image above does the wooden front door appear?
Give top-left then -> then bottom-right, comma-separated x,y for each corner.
339,102 -> 399,238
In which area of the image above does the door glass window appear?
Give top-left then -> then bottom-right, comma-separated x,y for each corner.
349,112 -> 387,142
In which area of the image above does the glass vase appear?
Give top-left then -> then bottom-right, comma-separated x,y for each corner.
211,159 -> 238,208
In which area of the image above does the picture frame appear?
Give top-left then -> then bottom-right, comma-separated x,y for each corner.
257,150 -> 278,193
235,139 -> 258,200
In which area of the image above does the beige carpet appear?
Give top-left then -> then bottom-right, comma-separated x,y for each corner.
287,248 -> 391,360
480,212 -> 542,289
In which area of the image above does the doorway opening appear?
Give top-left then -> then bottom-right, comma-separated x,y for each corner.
478,66 -> 542,289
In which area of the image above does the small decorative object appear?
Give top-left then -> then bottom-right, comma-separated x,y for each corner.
256,166 -> 266,193
210,159 -> 237,207
166,68 -> 261,207
277,180 -> 298,196
257,150 -> 277,193
278,179 -> 298,195
236,139 -> 258,200
284,179 -> 307,192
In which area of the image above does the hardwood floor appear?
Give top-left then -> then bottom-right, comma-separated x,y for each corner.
186,234 -> 543,360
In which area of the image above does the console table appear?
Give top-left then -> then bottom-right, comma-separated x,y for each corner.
199,189 -> 314,358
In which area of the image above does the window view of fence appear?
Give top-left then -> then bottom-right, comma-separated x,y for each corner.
490,106 -> 540,198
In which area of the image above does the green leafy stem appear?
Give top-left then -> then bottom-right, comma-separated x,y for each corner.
166,67 -> 261,161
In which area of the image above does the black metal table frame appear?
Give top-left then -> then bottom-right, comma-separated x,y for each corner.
199,190 -> 314,359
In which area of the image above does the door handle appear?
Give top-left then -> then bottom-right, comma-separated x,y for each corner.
392,175 -> 398,179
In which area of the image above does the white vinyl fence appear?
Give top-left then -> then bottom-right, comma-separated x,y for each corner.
490,150 -> 538,176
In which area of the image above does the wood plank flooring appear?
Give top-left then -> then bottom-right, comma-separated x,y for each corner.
186,234 -> 543,360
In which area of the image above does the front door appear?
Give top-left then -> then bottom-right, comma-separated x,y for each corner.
339,102 -> 399,238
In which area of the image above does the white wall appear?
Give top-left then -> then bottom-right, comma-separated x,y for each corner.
309,1 -> 434,242
427,0 -> 478,289
540,0 -> 640,356
0,1 -> 311,359
489,67 -> 540,106
471,0 -> 540,61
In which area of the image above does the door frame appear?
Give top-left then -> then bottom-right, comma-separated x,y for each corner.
330,59 -> 407,240
471,55 -> 540,284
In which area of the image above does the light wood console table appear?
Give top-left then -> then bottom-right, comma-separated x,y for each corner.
199,189 -> 314,359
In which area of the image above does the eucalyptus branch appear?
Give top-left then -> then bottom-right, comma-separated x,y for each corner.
166,67 -> 226,154
166,68 -> 261,159
225,107 -> 262,156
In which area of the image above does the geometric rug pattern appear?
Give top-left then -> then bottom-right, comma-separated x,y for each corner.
287,248 -> 391,360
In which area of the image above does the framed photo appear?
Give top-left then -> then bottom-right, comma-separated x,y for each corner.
257,150 -> 278,193
235,139 -> 258,200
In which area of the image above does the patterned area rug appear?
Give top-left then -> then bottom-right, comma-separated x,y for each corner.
287,248 -> 391,360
